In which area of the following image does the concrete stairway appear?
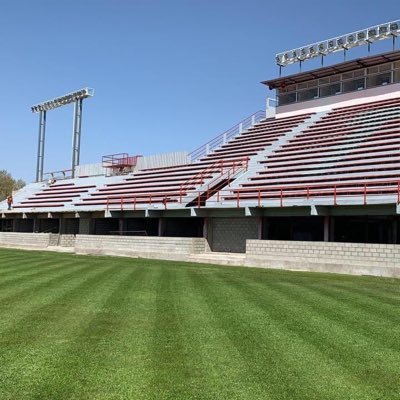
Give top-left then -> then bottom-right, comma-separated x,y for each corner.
206,111 -> 328,205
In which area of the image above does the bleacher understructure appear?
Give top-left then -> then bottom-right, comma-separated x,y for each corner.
2,51 -> 400,253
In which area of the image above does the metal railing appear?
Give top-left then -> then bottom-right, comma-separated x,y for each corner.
178,157 -> 249,198
189,111 -> 266,162
102,153 -> 141,169
278,65 -> 400,106
105,158 -> 249,212
43,169 -> 73,181
105,178 -> 400,211
219,179 -> 400,208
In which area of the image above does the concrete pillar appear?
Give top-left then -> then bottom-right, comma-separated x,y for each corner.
324,216 -> 330,242
203,217 -> 208,239
158,218 -> 164,237
12,219 -> 17,232
59,216 -> 65,234
33,217 -> 38,233
118,218 -> 125,235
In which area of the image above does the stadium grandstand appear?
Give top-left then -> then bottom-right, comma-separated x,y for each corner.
1,20 -> 400,260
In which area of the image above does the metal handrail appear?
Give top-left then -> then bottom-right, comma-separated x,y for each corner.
178,157 -> 249,200
189,110 -> 266,162
204,158 -> 249,191
105,178 -> 400,211
102,153 -> 141,168
43,169 -> 73,181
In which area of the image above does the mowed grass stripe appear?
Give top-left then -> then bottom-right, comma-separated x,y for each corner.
0,263 -> 123,399
278,280 -> 400,350
191,269 -> 358,400
0,261 -> 101,333
240,271 -> 400,349
149,265 -> 209,400
0,249 -> 398,400
329,279 -> 400,305
182,265 -> 276,400
74,263 -> 161,399
19,264 -> 146,400
300,277 -> 400,319
0,254 -> 61,278
216,271 -> 398,399
0,259 -> 81,295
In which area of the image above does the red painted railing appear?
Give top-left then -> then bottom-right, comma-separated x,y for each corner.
178,157 -> 249,202
102,153 -> 142,169
105,179 -> 400,211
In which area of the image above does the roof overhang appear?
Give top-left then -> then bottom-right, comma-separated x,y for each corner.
263,50 -> 400,90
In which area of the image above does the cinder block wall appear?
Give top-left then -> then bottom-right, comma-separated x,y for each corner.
75,234 -> 208,260
0,232 -> 50,249
209,218 -> 259,253
59,234 -> 76,247
246,239 -> 400,278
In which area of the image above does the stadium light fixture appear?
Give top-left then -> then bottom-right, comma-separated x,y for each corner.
31,88 -> 94,113
276,19 -> 400,67
31,88 -> 94,182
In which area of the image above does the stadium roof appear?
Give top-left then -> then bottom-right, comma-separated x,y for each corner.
263,50 -> 400,89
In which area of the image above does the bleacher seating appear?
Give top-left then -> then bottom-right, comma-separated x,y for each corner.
12,182 -> 96,209
224,97 -> 400,204
73,113 -> 313,209
8,95 -> 400,212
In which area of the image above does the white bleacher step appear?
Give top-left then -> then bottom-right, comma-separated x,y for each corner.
205,111 -> 328,206
0,181 -> 45,212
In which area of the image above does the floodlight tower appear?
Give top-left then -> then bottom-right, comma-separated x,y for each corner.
31,88 -> 94,181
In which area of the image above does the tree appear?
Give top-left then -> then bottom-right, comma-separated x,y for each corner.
0,170 -> 25,201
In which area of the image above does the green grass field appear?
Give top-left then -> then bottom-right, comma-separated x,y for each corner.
0,248 -> 399,400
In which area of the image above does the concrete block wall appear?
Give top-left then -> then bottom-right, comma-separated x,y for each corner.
75,234 -> 208,260
246,239 -> 400,278
0,232 -> 50,250
209,217 -> 259,253
59,234 -> 76,247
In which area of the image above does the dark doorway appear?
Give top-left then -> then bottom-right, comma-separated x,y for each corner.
125,218 -> 158,236
93,218 -> 119,235
0,219 -> 14,232
36,219 -> 60,233
162,218 -> 204,238
334,216 -> 393,244
15,219 -> 34,233
264,217 -> 324,241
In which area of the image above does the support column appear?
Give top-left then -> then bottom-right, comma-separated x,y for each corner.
323,216 -> 330,242
202,217 -> 208,239
71,99 -> 83,178
36,110 -> 47,182
59,216 -> 65,234
158,218 -> 165,237
33,217 -> 38,233
118,218 -> 125,236
12,219 -> 18,232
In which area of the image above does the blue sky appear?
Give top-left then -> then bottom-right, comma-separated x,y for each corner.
0,0 -> 399,182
